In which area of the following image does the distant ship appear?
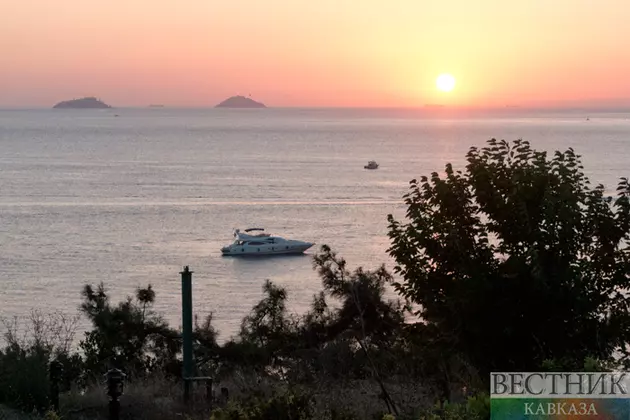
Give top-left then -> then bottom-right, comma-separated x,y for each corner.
364,160 -> 379,170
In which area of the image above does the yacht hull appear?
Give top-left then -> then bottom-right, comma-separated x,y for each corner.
221,242 -> 313,256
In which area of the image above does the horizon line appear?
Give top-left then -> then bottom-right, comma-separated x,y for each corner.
2,104 -> 630,112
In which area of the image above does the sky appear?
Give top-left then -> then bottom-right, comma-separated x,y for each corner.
1,0 -> 630,108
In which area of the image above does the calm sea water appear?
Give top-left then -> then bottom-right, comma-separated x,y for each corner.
1,108 -> 629,340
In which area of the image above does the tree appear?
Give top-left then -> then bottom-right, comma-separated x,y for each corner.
79,283 -> 180,377
240,280 -> 293,350
311,245 -> 405,348
311,245 -> 405,415
225,248 -> 407,414
387,139 -> 630,378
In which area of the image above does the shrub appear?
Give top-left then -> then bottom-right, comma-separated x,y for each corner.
0,341 -> 52,412
209,391 -> 313,420
0,311 -> 80,413
417,392 -> 490,420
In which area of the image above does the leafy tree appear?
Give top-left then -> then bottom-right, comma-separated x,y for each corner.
240,280 -> 294,351
231,279 -> 297,376
79,283 -> 180,378
223,247 -> 408,413
310,246 -> 405,415
311,245 -> 405,347
387,139 -> 630,379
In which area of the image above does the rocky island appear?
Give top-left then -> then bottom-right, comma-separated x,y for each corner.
215,95 -> 266,108
53,97 -> 111,109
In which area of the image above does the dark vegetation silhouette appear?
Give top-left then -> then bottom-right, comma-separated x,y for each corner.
388,139 -> 630,382
1,139 -> 629,419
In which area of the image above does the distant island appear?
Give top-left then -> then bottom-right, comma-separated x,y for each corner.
215,95 -> 266,108
53,97 -> 111,109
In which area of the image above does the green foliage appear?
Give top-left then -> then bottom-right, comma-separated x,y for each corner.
466,392 -> 491,419
327,410 -> 390,420
79,282 -> 221,379
215,248 -> 409,416
79,283 -> 181,378
44,410 -> 63,420
209,391 -> 313,420
417,392 -> 490,420
540,355 -> 614,372
0,341 -> 52,412
0,311 -> 82,413
228,249 -> 407,382
311,245 -> 405,346
239,280 -> 295,357
0,341 -> 82,413
388,139 -> 630,379
329,410 -> 361,420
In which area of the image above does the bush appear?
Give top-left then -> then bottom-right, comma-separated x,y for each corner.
0,311 -> 80,413
417,392 -> 490,420
0,341 -> 52,413
209,391 -> 313,420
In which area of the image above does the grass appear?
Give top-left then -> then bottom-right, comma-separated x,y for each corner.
58,374 -> 214,420
33,372 -> 434,420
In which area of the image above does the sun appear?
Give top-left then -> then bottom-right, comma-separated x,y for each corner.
436,74 -> 456,92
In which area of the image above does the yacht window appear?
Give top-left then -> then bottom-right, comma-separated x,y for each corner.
249,241 -> 265,245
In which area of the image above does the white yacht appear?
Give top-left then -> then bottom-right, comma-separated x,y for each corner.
221,228 -> 314,256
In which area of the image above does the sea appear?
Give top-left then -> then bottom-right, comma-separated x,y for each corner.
1,107 -> 629,342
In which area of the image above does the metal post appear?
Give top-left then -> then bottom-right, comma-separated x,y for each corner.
181,266 -> 194,403
109,400 -> 120,420
105,368 -> 125,420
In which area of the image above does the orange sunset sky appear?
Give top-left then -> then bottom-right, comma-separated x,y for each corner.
2,0 -> 630,108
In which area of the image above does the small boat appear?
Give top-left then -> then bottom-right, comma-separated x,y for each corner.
364,160 -> 379,169
221,228 -> 314,256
